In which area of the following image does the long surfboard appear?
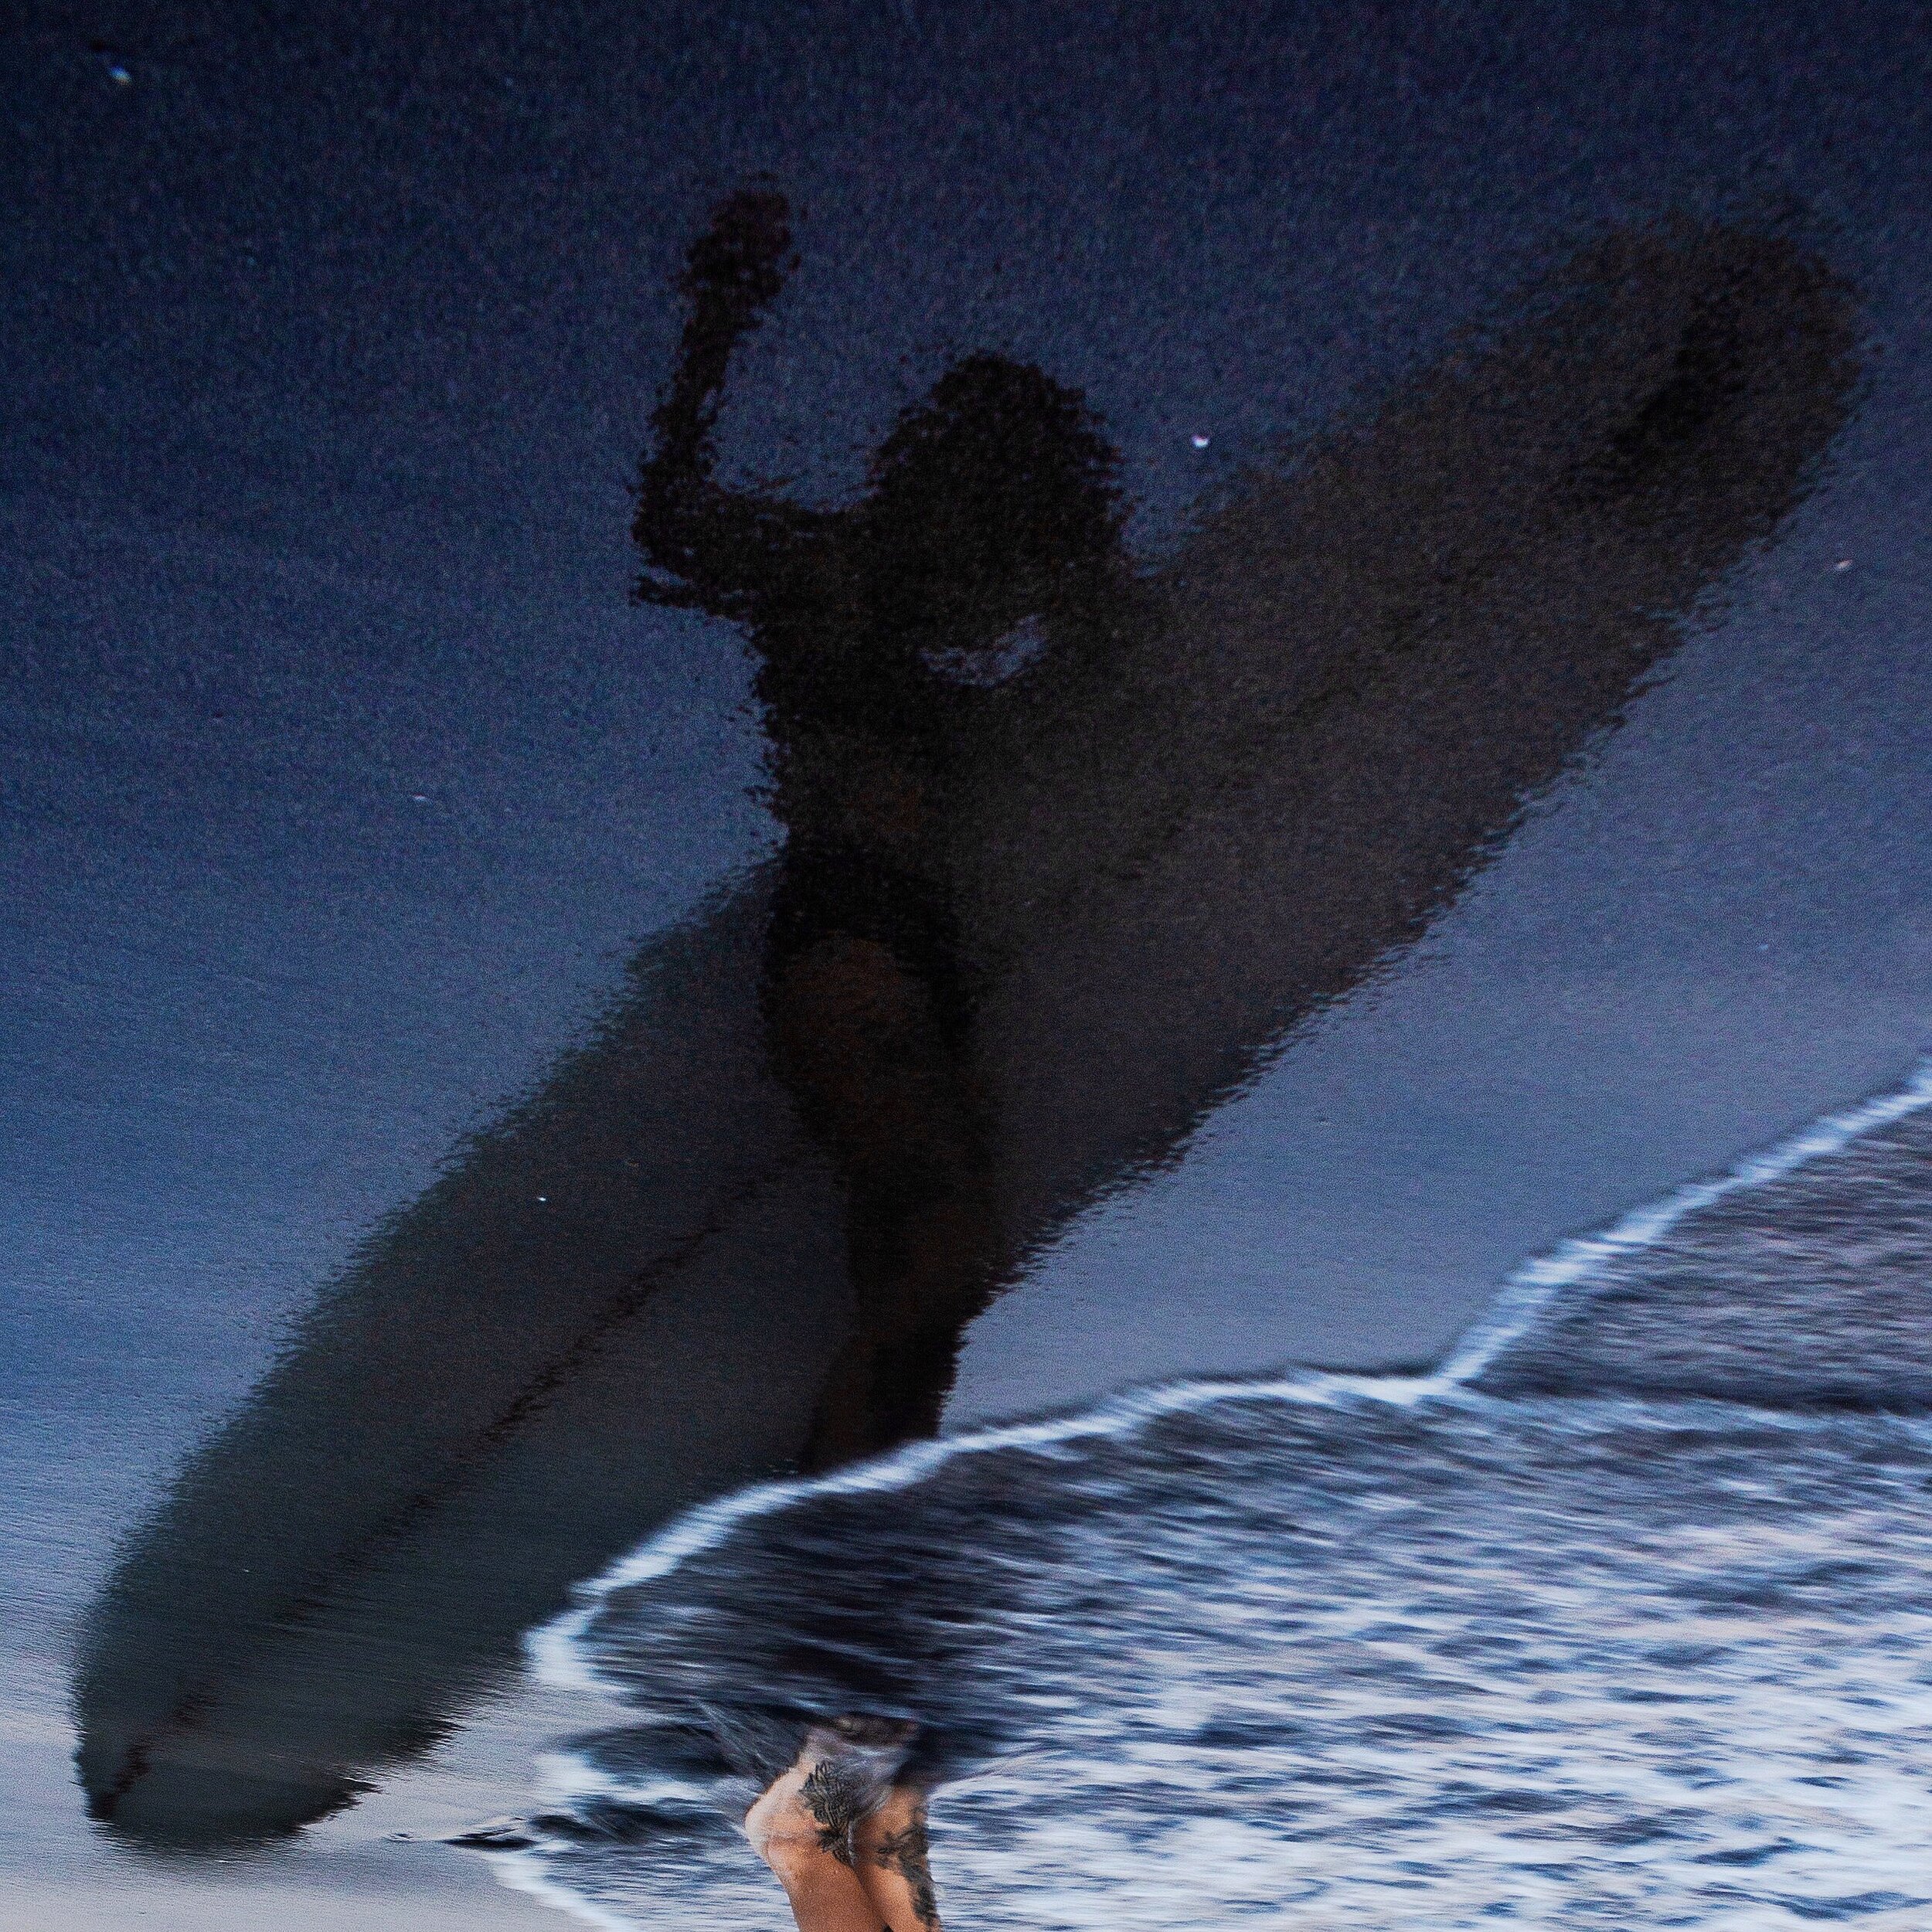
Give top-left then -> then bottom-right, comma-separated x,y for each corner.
75,219 -> 1858,1849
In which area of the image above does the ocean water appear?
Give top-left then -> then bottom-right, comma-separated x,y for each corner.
492,1069 -> 1932,1930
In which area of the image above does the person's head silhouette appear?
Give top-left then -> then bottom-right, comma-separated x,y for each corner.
860,352 -> 1124,667
634,188 -> 1124,702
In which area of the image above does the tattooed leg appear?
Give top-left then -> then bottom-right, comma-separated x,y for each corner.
746,1723 -> 925,1932
745,1766 -> 885,1932
798,1754 -> 874,1864
855,1787 -> 944,1932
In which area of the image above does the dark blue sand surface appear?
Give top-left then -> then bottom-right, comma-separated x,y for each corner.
7,3 -> 1932,1926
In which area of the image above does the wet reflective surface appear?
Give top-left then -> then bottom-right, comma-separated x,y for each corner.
6,5 -> 1932,1929
526,1100 -> 1932,1930
70,200 -> 1860,1854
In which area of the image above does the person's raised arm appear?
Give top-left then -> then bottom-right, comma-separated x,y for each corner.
632,188 -> 833,620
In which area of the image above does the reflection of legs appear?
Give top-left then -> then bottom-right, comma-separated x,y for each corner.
764,930 -> 1004,1469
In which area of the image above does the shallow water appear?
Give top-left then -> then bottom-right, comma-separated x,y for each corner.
497,1079 -> 1932,1930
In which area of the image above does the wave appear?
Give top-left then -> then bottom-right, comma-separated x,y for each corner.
501,1060 -> 1932,1930
531,1055 -> 1932,1691
1448,1058 -> 1932,1398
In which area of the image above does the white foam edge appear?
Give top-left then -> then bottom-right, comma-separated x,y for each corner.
488,1845 -> 657,1932
531,1746 -> 716,1815
478,1754 -> 747,1930
527,1365 -> 1413,1695
1436,1053 -> 1932,1386
526,1054 -> 1932,1701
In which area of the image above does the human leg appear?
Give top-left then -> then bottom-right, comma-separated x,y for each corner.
745,1761 -> 886,1932
760,927 -> 1007,1470
853,1784 -> 944,1932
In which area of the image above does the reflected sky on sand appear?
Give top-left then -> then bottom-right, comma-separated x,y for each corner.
70,209 -> 1862,1853
5,3 -> 1932,1927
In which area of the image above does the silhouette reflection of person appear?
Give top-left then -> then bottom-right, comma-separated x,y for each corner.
634,186 -> 1126,1475
69,184 -> 1859,1859
632,184 -> 1134,1930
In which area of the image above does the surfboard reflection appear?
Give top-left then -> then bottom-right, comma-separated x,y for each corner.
75,202 -> 1858,1849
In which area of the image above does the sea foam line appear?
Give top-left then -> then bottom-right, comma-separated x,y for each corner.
526,1365 -> 1409,1690
527,1056 -> 1932,1697
1435,1054 -> 1932,1386
490,1846 -> 655,1932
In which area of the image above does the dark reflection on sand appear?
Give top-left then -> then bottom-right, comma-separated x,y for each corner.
74,201 -> 1857,1851
634,189 -> 1132,1468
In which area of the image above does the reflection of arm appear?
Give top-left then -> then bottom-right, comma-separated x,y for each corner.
633,190 -> 834,619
